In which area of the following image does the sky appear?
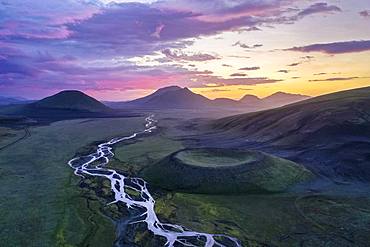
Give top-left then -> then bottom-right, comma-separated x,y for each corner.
0,0 -> 369,100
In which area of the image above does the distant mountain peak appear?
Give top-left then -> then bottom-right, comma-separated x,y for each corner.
240,94 -> 261,100
262,91 -> 310,107
265,91 -> 309,99
125,85 -> 211,109
156,85 -> 182,92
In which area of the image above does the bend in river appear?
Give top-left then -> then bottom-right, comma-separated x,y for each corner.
68,115 -> 241,247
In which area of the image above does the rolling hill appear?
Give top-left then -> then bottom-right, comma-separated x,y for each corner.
208,86 -> 370,181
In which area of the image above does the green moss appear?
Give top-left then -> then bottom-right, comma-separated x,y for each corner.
114,134 -> 184,171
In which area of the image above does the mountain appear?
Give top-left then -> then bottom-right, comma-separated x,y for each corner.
110,86 -> 309,110
127,86 -> 182,106
30,90 -> 109,112
262,92 -> 310,107
124,86 -> 212,109
239,94 -> 262,106
208,86 -> 370,181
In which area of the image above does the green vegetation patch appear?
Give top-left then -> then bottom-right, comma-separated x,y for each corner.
142,148 -> 314,194
155,192 -> 370,246
114,134 -> 184,172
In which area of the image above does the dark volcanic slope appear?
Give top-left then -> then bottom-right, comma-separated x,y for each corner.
31,90 -> 109,112
209,86 -> 370,181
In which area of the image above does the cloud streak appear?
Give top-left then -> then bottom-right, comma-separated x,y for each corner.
359,10 -> 370,18
233,41 -> 263,49
309,77 -> 359,82
296,2 -> 341,17
239,66 -> 260,71
286,40 -> 370,54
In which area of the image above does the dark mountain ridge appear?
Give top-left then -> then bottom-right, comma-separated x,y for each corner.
206,86 -> 370,181
108,86 -> 309,110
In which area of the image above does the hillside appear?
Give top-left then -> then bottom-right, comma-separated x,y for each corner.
208,86 -> 370,180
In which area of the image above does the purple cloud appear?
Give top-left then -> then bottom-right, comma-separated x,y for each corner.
0,0 -> 351,98
239,27 -> 262,32
287,40 -> 370,54
162,49 -> 219,61
194,75 -> 283,87
297,2 -> 341,17
233,41 -> 263,49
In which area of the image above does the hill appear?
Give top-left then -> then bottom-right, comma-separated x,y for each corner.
123,86 -> 211,109
31,90 -> 109,112
142,148 -> 313,194
209,86 -> 370,180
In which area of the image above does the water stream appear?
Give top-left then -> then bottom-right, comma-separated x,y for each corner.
68,115 -> 241,247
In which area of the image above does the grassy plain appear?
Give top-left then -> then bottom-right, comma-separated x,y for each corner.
2,111 -> 370,247
0,116 -> 145,246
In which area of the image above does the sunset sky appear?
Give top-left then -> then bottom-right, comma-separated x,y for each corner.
0,0 -> 369,100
